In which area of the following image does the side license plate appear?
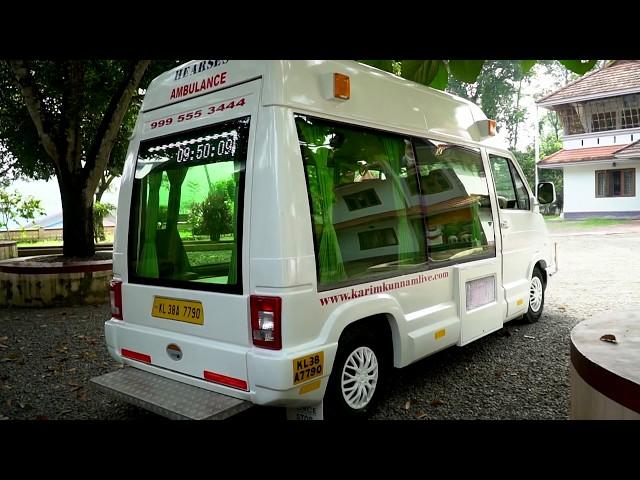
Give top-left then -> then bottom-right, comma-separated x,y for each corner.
293,351 -> 324,385
151,296 -> 204,325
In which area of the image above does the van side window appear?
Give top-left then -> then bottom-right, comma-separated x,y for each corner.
509,162 -> 531,210
489,155 -> 530,210
413,139 -> 496,263
295,114 -> 426,288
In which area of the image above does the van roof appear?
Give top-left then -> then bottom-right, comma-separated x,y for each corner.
143,60 -> 509,151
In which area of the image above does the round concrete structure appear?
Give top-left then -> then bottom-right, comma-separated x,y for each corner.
570,311 -> 640,419
0,254 -> 112,307
0,241 -> 18,261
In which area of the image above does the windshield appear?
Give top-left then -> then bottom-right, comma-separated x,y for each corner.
128,116 -> 249,292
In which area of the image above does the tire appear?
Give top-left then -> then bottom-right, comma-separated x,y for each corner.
524,267 -> 545,323
323,327 -> 388,420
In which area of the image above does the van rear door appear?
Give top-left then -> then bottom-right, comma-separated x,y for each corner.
113,79 -> 261,383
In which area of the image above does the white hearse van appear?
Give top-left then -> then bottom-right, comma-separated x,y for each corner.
93,60 -> 557,420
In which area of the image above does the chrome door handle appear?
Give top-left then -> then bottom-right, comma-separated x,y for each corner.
500,219 -> 511,229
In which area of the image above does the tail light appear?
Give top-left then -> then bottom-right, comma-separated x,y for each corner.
250,295 -> 281,350
109,278 -> 123,320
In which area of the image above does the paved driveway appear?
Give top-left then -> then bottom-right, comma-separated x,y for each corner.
548,228 -> 640,319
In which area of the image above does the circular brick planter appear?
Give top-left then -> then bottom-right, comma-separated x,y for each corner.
0,254 -> 112,307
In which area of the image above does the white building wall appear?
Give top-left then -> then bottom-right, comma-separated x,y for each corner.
563,160 -> 640,215
564,130 -> 640,149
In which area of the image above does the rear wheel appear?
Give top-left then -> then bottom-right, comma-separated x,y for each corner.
524,267 -> 545,323
323,328 -> 388,419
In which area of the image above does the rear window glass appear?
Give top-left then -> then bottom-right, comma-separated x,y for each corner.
128,116 -> 249,292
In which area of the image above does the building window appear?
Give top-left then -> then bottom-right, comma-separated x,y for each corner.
556,94 -> 640,136
621,108 -> 640,129
595,168 -> 635,197
343,189 -> 382,211
358,228 -> 398,250
592,112 -> 617,132
556,105 -> 586,135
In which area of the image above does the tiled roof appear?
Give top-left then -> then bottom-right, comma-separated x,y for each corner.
539,145 -> 627,166
615,139 -> 640,157
536,60 -> 640,105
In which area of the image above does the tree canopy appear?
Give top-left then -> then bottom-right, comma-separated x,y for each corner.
0,59 -> 591,256
0,60 -> 186,256
359,60 -> 598,91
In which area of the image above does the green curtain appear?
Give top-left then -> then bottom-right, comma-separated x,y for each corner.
138,171 -> 162,277
381,136 -> 414,262
166,168 -> 188,271
166,169 -> 187,229
298,121 -> 346,284
470,200 -> 483,247
227,167 -> 240,285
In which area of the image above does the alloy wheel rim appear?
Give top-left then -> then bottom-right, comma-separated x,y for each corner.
530,276 -> 543,312
341,346 -> 379,409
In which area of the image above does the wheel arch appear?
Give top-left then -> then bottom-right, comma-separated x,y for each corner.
528,257 -> 548,288
319,296 -> 405,369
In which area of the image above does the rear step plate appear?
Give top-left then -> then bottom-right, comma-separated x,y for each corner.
90,367 -> 251,420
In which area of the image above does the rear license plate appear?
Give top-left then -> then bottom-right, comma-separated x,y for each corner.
152,296 -> 204,325
292,351 -> 324,385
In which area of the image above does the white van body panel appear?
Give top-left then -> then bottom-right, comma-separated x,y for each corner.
105,60 -> 553,409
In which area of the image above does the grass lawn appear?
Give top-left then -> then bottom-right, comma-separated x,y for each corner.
544,216 -> 633,229
17,234 -> 114,248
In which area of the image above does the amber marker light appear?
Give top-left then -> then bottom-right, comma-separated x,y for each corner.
334,73 -> 350,100
488,119 -> 497,136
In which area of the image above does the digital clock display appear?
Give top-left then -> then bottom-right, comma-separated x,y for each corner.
135,116 -> 250,179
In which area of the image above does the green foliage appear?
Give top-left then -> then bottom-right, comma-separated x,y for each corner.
430,62 -> 449,90
0,60 -> 188,256
448,60 -> 485,83
520,60 -> 537,74
93,201 -> 115,242
513,150 -> 536,188
400,60 -> 443,86
0,60 -> 183,183
446,60 -> 531,149
359,60 -> 394,73
357,60 -> 598,92
511,128 -> 564,211
0,188 -> 45,231
189,180 -> 235,241
559,60 -> 598,75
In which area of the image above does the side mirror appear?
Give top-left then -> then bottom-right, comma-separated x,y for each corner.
537,182 -> 556,205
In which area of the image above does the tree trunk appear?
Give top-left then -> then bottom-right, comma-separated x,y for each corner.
58,176 -> 95,257
95,173 -> 115,203
511,78 -> 523,150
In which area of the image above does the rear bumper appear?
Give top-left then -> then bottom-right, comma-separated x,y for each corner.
104,319 -> 337,408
